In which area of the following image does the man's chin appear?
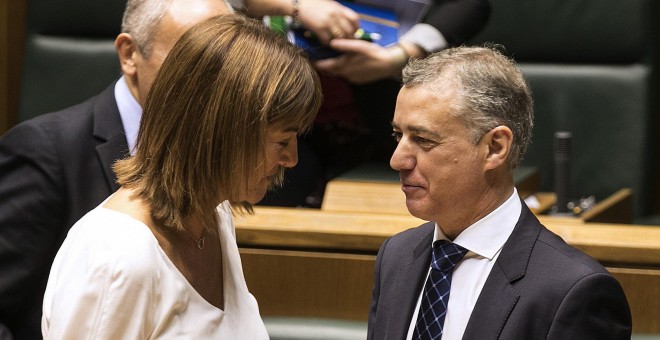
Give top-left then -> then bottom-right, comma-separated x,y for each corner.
405,199 -> 431,220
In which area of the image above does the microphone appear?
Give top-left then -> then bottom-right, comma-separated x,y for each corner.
553,131 -> 572,215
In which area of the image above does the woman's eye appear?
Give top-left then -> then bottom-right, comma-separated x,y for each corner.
276,137 -> 293,148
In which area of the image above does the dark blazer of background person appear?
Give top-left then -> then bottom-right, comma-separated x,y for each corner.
367,204 -> 632,339
0,84 -> 126,339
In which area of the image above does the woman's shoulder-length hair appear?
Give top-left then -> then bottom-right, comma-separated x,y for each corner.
114,14 -> 322,232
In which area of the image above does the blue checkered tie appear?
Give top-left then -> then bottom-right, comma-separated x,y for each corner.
413,239 -> 468,340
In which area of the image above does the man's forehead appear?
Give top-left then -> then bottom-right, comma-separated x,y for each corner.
164,0 -> 230,33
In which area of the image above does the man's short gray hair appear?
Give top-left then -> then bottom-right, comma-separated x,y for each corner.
121,0 -> 172,58
121,0 -> 234,58
402,45 -> 534,169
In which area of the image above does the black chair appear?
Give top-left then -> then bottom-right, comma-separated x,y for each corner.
17,0 -> 126,122
470,0 -> 659,220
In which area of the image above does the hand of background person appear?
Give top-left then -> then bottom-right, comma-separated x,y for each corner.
297,0 -> 360,44
315,39 -> 424,84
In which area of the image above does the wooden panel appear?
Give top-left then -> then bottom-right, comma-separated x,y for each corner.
235,207 -> 423,252
609,267 -> 660,334
321,180 -> 407,214
241,248 -> 374,320
581,188 -> 633,224
0,0 -> 25,134
322,167 -> 542,215
237,207 -> 660,266
322,178 -> 633,225
239,248 -> 660,333
539,219 -> 660,266
236,206 -> 660,333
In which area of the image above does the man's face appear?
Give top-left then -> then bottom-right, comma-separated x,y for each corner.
131,0 -> 229,105
390,85 -> 488,229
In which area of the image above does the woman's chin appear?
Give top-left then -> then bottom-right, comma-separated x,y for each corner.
243,179 -> 270,204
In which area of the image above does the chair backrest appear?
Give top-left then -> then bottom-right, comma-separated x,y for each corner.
470,0 -> 659,218
17,0 -> 126,122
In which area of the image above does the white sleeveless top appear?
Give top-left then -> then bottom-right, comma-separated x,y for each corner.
42,200 -> 268,339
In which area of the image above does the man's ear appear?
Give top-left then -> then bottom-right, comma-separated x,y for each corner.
115,33 -> 138,76
483,125 -> 513,171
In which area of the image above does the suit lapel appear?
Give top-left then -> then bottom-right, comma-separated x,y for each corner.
92,82 -> 129,192
462,202 -> 542,340
387,222 -> 434,339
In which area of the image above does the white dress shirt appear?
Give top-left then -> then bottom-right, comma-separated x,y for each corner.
406,188 -> 522,340
356,0 -> 448,52
114,76 -> 142,156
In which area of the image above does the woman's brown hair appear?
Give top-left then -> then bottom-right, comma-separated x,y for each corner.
113,14 -> 322,233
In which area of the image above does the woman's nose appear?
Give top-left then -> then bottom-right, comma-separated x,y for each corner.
279,137 -> 298,168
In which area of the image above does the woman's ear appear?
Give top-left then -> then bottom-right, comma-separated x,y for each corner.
483,125 -> 513,171
115,33 -> 138,76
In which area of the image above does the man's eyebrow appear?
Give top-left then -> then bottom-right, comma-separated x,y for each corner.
399,124 -> 442,140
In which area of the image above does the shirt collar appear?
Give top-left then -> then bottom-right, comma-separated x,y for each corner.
114,75 -> 143,156
434,188 -> 522,260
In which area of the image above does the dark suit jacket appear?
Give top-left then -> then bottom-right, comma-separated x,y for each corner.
423,0 -> 491,46
367,201 -> 632,339
0,82 -> 127,340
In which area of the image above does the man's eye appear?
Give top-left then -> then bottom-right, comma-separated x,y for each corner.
414,136 -> 437,148
391,132 -> 402,142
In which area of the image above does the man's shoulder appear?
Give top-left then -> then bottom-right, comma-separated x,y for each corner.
382,221 -> 434,251
534,226 -> 610,276
2,85 -> 117,146
24,90 -> 108,130
392,221 -> 434,239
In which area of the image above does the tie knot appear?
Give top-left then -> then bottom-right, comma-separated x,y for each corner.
431,240 -> 468,273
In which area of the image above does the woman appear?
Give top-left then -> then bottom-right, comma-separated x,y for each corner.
42,14 -> 321,339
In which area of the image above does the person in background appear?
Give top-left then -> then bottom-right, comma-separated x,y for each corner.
261,0 -> 492,207
42,14 -> 322,338
0,0 -> 355,337
368,46 -> 631,339
234,0 -> 360,44
317,0 -> 491,83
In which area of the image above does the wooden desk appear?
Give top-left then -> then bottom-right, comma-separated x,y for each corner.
323,177 -> 632,223
0,0 -> 26,134
322,164 -> 542,214
237,207 -> 660,334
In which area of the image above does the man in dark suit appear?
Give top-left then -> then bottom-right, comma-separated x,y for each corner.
367,46 -> 632,339
0,0 -> 232,338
